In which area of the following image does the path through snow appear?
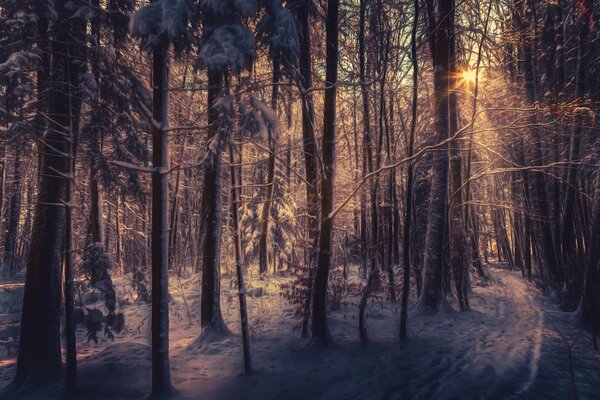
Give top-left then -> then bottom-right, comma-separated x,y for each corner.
1,266 -> 599,399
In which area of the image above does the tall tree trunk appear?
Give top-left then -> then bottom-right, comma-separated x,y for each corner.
295,0 -> 320,338
63,11 -> 86,385
519,0 -> 561,291
447,7 -> 470,311
359,0 -> 375,278
63,87 -> 77,392
581,171 -> 600,331
168,137 -> 185,272
418,0 -> 452,313
400,0 -> 419,339
150,34 -> 172,395
14,0 -> 80,388
311,0 -> 339,344
561,0 -> 592,299
200,69 -> 227,332
229,144 -> 252,374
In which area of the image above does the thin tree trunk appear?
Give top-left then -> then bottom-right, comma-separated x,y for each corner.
4,140 -> 22,276
168,137 -> 185,272
150,34 -> 172,395
400,0 -> 419,339
359,0 -> 375,278
63,84 -> 77,392
295,0 -> 320,338
229,143 -> 252,374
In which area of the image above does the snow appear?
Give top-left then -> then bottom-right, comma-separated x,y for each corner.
233,0 -> 258,18
198,24 -> 256,73
0,51 -> 41,75
130,0 -> 193,50
1,264 -> 599,399
269,6 -> 299,61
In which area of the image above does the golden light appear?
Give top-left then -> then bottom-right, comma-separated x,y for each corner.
460,68 -> 477,85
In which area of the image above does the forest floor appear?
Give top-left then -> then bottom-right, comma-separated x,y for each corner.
0,263 -> 599,399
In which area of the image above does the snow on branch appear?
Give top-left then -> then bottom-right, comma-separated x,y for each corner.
257,1 -> 299,65
130,0 -> 193,52
198,24 -> 256,73
0,50 -> 41,76
238,97 -> 279,142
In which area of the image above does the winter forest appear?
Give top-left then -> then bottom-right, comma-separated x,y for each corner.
0,0 -> 600,398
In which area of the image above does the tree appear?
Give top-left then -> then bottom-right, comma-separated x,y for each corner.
311,0 -> 339,344
131,0 -> 194,393
417,0 -> 453,313
561,0 -> 592,306
197,0 -> 256,334
293,0 -> 321,338
256,0 -> 299,276
400,0 -> 419,339
11,0 -> 85,390
447,0 -> 470,311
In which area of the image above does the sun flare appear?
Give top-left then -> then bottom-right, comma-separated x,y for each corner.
460,68 -> 477,85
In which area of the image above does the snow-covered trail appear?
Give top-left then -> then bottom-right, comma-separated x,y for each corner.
398,268 -> 547,400
1,266 -> 599,399
175,266 -> 599,400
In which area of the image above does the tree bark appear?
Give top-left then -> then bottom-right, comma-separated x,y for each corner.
229,144 -> 252,374
311,0 -> 339,344
295,0 -> 321,338
14,0 -> 80,388
400,0 -> 419,339
4,140 -> 22,276
561,0 -> 592,292
200,69 -> 227,332
418,0 -> 452,313
150,34 -> 172,396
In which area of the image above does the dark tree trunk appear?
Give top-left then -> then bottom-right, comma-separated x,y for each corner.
4,140 -> 22,276
229,144 -> 252,374
400,0 -> 419,339
418,0 -> 452,313
63,100 -> 77,393
359,0 -> 375,279
200,69 -> 227,332
561,0 -> 592,294
582,171 -> 600,332
447,10 -> 470,311
311,0 -> 339,344
168,138 -> 185,272
295,0 -> 321,338
89,163 -> 104,244
150,35 -> 172,396
14,0 -> 80,388
519,0 -> 561,291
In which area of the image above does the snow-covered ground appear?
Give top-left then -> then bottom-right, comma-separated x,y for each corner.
0,265 -> 599,399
